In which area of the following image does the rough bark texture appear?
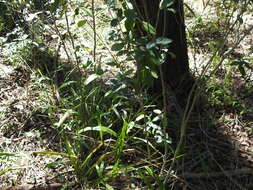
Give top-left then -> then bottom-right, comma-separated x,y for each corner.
134,0 -> 192,99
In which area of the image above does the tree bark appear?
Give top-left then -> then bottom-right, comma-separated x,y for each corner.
133,0 -> 192,99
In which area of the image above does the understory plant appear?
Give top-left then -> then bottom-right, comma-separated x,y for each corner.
1,0 -> 252,189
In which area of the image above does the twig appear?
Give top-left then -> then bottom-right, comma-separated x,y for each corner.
0,183 -> 69,190
91,0 -> 96,64
180,168 -> 253,179
51,20 -> 71,63
64,10 -> 79,68
159,65 -> 169,176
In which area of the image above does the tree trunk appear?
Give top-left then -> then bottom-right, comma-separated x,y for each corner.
133,0 -> 192,100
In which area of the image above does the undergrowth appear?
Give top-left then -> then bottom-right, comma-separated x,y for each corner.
0,0 -> 252,189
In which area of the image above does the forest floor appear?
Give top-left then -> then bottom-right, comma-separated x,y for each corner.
0,0 -> 253,189
0,62 -> 76,188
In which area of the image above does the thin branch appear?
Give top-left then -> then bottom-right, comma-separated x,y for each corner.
180,168 -> 253,179
51,17 -> 71,63
159,65 -> 169,176
92,0 -> 97,64
0,183 -> 69,190
64,9 -> 80,68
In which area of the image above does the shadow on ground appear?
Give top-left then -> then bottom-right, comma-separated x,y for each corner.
173,87 -> 253,190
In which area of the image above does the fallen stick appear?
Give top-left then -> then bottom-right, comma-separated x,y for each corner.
0,183 -> 65,190
180,168 -> 253,179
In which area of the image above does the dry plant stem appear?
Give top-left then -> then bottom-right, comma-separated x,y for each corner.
92,0 -> 97,63
208,23 -> 253,78
164,2 -> 252,184
183,3 -> 196,17
189,0 -> 245,79
158,65 -> 169,177
78,19 -> 119,65
203,0 -> 252,77
165,26 -> 252,184
142,1 -> 149,25
64,10 -> 80,68
158,0 -> 170,176
181,168 -> 252,179
76,8 -> 120,67
0,183 -> 67,190
203,0 -> 212,10
51,16 -> 71,63
131,1 -> 146,26
163,82 -> 197,185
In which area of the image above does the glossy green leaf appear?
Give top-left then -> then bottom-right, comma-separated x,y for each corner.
78,126 -> 117,137
149,57 -> 161,65
125,19 -> 135,31
167,8 -> 176,14
77,20 -> 86,27
142,21 -> 156,35
155,37 -> 172,46
110,19 -> 118,27
59,81 -> 77,89
84,74 -> 99,85
146,37 -> 172,49
237,15 -> 243,24
111,43 -> 125,51
159,0 -> 175,9
144,166 -> 155,177
74,8 -> 79,16
238,65 -> 246,76
124,9 -> 136,20
135,114 -> 145,121
151,70 -> 158,78
105,184 -> 115,190
153,109 -> 162,114
146,40 -> 156,49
